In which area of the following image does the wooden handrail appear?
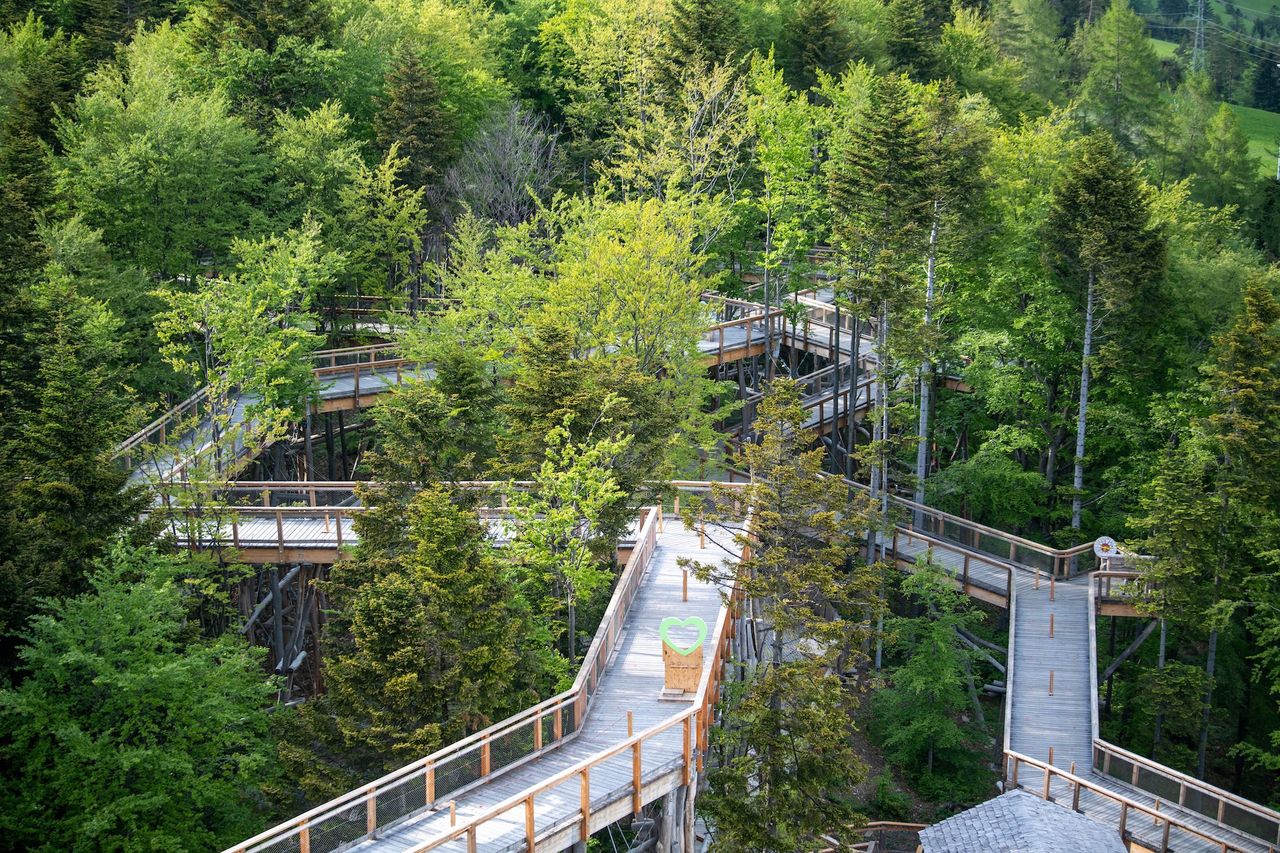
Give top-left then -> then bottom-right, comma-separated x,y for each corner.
1093,739 -> 1280,841
223,506 -> 664,853
1004,750 -> 1259,852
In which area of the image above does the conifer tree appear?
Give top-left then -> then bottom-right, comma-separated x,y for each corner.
373,52 -> 457,190
1077,0 -> 1164,155
990,0 -> 1065,102
687,380 -> 883,851
828,73 -> 932,506
884,0 -> 938,79
659,0 -> 743,86
1198,104 -> 1258,213
1044,132 -> 1164,532
782,0 -> 853,92
282,486 -> 552,799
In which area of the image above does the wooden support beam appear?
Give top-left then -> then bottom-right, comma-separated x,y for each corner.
1098,620 -> 1159,685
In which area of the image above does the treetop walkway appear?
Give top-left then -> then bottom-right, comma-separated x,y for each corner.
135,291 -> 1276,853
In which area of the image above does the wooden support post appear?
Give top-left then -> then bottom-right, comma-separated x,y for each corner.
1154,799 -> 1161,825
525,795 -> 536,851
1043,767 -> 1052,800
1050,576 -> 1056,601
1048,746 -> 1054,766
450,800 -> 456,826
554,707 -> 563,741
367,789 -> 377,835
580,770 -> 590,842
682,570 -> 688,602
1072,780 -> 1082,812
698,520 -> 705,549
682,715 -> 692,786
1161,818 -> 1172,851
481,736 -> 491,776
299,824 -> 310,853
1049,670 -> 1055,695
1035,569 -> 1041,590
467,826 -> 477,853
632,738 -> 642,814
336,510 -> 343,549
1050,613 -> 1055,638
1012,757 -> 1020,788
426,762 -> 435,805
534,714 -> 543,751
673,494 -> 680,516
1119,803 -> 1129,838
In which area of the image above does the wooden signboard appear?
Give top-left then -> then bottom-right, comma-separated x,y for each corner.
660,616 -> 707,695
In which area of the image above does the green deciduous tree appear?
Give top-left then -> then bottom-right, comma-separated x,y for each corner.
53,23 -> 266,278
0,545 -> 277,851
1198,103 -> 1258,213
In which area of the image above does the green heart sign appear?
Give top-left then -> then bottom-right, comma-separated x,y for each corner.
660,616 -> 708,656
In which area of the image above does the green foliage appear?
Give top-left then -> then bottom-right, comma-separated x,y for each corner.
0,271 -> 148,668
1198,103 -> 1259,212
52,23 -> 266,277
871,562 -> 990,802
282,486 -> 555,799
1076,0 -> 1164,154
0,545 -> 278,851
373,51 -> 456,188
689,380 -> 882,850
506,412 -> 630,662
781,0 -> 853,92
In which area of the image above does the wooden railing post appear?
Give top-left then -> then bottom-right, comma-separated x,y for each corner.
683,715 -> 692,786
481,735 -> 491,776
534,714 -> 543,752
366,788 -> 377,835
299,823 -> 310,853
426,761 -> 435,805
579,769 -> 591,842
525,795 -> 536,850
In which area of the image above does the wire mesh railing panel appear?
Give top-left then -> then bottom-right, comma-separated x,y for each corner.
1135,765 -> 1182,803
541,713 -> 557,748
1222,799 -> 1279,843
254,836 -> 303,853
434,750 -> 483,803
375,773 -> 428,828
305,805 -> 372,853
489,724 -> 536,776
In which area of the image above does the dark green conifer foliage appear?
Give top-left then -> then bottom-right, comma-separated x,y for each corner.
659,0 -> 743,85
0,276 -> 147,669
192,0 -> 334,53
374,53 -> 458,189
884,0 -> 940,78
782,0 -> 853,92
279,487 -> 550,801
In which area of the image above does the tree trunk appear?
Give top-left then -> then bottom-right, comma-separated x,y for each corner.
1072,271 -> 1096,532
1197,627 -> 1218,779
832,302 -> 842,472
878,302 -> 891,561
1153,618 -> 1166,756
915,207 -> 940,526
846,311 -> 859,479
568,594 -> 577,666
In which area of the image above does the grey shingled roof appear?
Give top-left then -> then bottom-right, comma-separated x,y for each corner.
918,790 -> 1128,853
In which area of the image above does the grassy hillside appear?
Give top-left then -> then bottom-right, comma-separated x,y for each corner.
1150,37 -> 1179,58
1229,103 -> 1280,176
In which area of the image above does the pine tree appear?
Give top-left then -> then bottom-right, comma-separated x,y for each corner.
686,380 -> 883,851
1044,132 -> 1164,532
1252,54 -> 1280,112
373,53 -> 457,189
282,486 -> 552,799
1198,103 -> 1259,212
990,0 -> 1066,102
191,0 -> 334,53
884,0 -> 938,79
1077,0 -> 1165,155
782,0 -> 853,93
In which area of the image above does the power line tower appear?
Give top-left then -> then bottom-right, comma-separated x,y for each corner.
1192,0 -> 1208,72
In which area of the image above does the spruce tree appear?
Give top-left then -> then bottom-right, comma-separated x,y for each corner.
1045,132 -> 1165,532
782,0 -> 853,93
373,52 -> 457,189
1198,104 -> 1258,212
659,0 -> 743,87
282,486 -> 552,799
687,380 -> 883,851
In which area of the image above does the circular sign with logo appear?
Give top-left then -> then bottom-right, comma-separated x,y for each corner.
1094,536 -> 1119,560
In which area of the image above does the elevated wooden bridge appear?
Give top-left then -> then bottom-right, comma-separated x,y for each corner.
131,292 -> 1279,853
